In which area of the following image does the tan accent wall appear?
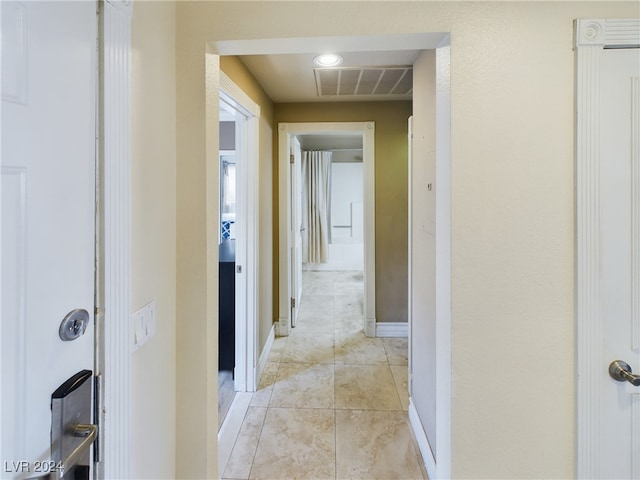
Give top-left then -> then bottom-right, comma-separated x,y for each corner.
274,102 -> 412,323
220,57 -> 275,354
131,1 -> 176,477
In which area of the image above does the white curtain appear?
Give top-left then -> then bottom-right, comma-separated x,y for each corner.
302,151 -> 332,263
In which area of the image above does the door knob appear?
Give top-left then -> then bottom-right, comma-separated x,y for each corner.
609,360 -> 640,386
58,309 -> 89,341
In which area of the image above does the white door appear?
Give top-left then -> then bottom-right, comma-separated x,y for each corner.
409,49 -> 438,458
290,136 -> 303,327
1,1 -> 96,475
231,103 -> 247,390
599,47 -> 640,479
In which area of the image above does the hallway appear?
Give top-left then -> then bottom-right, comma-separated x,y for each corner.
220,270 -> 427,479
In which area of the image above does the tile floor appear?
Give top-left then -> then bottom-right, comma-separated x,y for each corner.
220,270 -> 427,480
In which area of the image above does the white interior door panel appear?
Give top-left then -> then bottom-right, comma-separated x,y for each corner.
1,1 -> 96,474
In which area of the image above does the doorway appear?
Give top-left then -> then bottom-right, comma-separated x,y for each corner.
204,33 -> 452,480
298,134 -> 365,272
278,122 -> 376,337
216,72 -> 260,431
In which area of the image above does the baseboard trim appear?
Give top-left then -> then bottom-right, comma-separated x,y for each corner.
375,321 -> 408,337
218,392 -> 252,478
409,400 -> 436,479
256,324 -> 275,388
276,316 -> 290,336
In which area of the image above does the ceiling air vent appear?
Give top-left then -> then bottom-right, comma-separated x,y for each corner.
314,66 -> 413,97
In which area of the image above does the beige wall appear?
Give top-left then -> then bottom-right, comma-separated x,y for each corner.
175,1 -> 638,478
274,102 -> 412,323
220,57 -> 275,352
131,1 -> 176,478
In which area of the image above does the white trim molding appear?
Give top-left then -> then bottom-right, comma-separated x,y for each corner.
99,1 -> 132,478
631,75 -> 640,480
632,77 -> 640,352
574,18 -> 640,480
277,122 -> 376,337
105,0 -> 132,15
375,322 -> 408,338
575,19 -> 640,48
217,392 -> 252,479
409,400 -> 435,478
256,324 -> 276,386
220,72 -> 260,118
575,23 -> 603,479
633,394 -> 640,479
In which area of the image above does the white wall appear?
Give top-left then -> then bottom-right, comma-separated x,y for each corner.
131,2 -> 176,478
331,161 -> 363,242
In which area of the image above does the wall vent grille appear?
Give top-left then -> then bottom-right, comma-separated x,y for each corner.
314,66 -> 413,97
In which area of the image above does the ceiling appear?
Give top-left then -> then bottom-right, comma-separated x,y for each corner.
239,50 -> 420,103
216,33 -> 448,104
217,33 -> 448,154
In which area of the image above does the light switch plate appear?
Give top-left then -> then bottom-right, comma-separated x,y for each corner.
132,300 -> 156,352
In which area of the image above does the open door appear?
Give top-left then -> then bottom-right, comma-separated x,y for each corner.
217,72 -> 260,393
407,45 -> 452,479
1,1 -> 97,475
290,136 -> 303,328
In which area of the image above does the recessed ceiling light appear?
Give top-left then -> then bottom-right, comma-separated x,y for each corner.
313,54 -> 343,67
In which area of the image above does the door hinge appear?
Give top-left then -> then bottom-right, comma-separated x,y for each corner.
291,297 -> 296,309
289,154 -> 295,164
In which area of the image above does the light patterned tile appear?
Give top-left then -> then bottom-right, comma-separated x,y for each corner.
293,312 -> 334,334
250,362 -> 279,407
249,408 -> 335,479
303,280 -> 334,295
270,363 -> 334,409
282,333 -> 334,364
335,315 -> 365,334
220,270 -> 424,480
302,270 -> 330,283
390,365 -> 409,411
335,364 -> 402,410
336,270 -> 364,283
223,407 -> 267,479
267,337 -> 288,363
336,410 -> 425,480
299,294 -> 334,315
333,281 -> 364,296
382,337 -> 409,366
335,332 -> 388,365
334,294 -> 363,316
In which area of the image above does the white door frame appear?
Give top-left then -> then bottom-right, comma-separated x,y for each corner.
574,18 -> 640,479
96,1 -> 132,478
219,72 -> 260,392
278,122 -> 376,337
